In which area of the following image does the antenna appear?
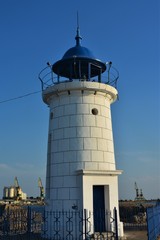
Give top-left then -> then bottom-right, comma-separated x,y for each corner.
77,11 -> 79,29
75,11 -> 82,46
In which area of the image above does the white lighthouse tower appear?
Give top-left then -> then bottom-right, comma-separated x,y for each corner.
39,25 -> 123,237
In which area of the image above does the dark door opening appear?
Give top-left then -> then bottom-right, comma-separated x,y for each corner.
93,185 -> 106,232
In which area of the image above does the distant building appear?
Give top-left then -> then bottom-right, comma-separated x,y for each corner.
3,177 -> 27,200
3,186 -> 27,200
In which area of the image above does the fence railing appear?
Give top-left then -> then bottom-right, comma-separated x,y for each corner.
0,206 -> 118,240
147,204 -> 160,240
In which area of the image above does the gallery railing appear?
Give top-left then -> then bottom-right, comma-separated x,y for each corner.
0,206 -> 118,240
38,63 -> 119,91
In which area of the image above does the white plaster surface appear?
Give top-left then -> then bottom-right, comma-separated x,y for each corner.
70,115 -> 83,126
77,126 -> 90,137
84,138 -> 97,150
91,127 -> 102,138
69,138 -> 83,150
63,151 -> 76,162
77,150 -> 91,162
64,127 -> 76,138
64,104 -> 76,115
83,115 -> 96,126
91,151 -> 104,162
77,103 -> 90,114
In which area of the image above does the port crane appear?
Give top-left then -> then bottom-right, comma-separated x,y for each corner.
14,176 -> 21,200
134,182 -> 145,201
134,182 -> 139,200
38,177 -> 44,199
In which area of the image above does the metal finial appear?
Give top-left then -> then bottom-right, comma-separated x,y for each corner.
77,11 -> 79,29
75,11 -> 82,46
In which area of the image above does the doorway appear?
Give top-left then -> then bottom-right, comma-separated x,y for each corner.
93,185 -> 106,232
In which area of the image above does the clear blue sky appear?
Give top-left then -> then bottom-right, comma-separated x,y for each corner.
0,0 -> 159,200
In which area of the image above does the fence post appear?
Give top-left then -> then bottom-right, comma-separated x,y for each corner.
114,207 -> 119,240
84,209 -> 87,240
146,208 -> 150,240
3,207 -> 10,235
27,206 -> 32,237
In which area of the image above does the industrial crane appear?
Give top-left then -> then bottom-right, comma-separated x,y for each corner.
14,176 -> 21,200
14,176 -> 19,188
134,182 -> 146,201
134,182 -> 139,200
38,177 -> 44,199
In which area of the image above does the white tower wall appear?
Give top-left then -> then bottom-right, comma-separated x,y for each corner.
43,81 -> 122,214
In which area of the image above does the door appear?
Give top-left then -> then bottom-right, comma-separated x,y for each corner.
93,185 -> 106,232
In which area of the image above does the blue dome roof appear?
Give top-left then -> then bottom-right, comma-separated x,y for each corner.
62,45 -> 95,60
52,27 -> 106,79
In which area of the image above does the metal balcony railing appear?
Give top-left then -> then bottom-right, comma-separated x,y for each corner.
38,64 -> 119,91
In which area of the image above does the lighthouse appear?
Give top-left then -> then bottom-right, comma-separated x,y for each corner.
39,24 -> 123,237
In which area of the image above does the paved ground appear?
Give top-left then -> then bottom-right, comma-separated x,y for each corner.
123,230 -> 147,240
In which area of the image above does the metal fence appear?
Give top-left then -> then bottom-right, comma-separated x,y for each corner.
147,204 -> 160,240
0,207 -> 118,240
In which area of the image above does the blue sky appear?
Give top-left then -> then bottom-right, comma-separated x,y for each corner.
0,0 -> 159,200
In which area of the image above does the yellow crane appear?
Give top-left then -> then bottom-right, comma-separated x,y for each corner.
38,177 -> 44,199
14,176 -> 21,200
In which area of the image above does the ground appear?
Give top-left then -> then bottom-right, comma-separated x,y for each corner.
123,230 -> 147,240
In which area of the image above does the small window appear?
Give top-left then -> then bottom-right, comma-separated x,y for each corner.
92,108 -> 98,115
